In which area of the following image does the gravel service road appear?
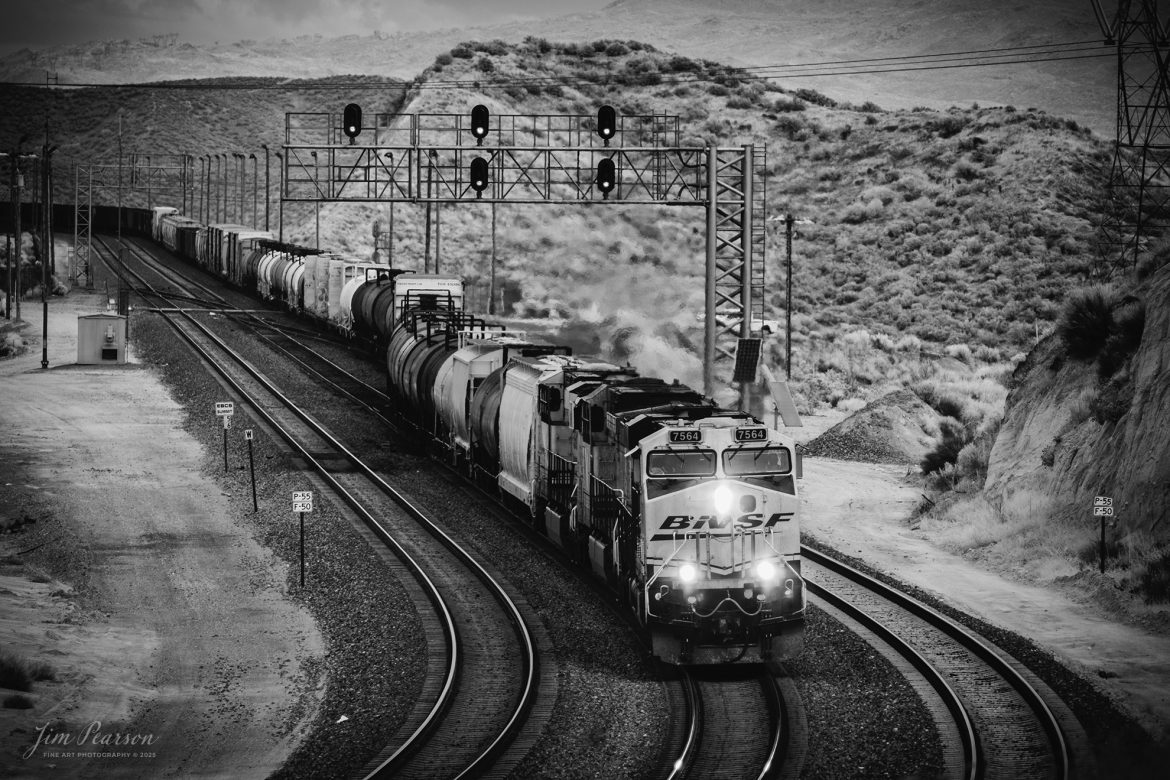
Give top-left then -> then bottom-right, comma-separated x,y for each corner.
0,292 -> 324,779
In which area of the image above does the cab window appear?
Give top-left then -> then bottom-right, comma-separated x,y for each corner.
646,449 -> 717,477
722,446 -> 791,476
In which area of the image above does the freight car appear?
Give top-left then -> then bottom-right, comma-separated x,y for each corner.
390,320 -> 806,664
143,205 -> 805,665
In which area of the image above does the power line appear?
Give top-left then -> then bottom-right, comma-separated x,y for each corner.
0,38 -> 1122,93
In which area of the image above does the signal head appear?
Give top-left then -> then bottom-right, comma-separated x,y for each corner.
470,156 -> 489,197
471,104 -> 490,145
343,103 -> 362,140
597,105 -> 616,145
596,157 -> 616,198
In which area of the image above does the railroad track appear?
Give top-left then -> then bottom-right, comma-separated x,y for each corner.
667,665 -> 792,780
103,232 -> 1081,780
803,545 -> 1074,780
92,235 -> 544,779
113,237 -> 803,780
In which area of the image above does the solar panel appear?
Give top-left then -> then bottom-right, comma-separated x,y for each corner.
732,338 -> 762,383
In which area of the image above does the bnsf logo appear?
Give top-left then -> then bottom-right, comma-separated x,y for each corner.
657,513 -> 792,531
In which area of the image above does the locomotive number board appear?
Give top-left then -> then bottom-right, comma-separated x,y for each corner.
734,426 -> 769,442
669,428 -> 703,444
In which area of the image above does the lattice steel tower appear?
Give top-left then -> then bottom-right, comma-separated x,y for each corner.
1093,0 -> 1170,275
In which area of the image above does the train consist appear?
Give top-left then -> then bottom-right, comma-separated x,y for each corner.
147,206 -> 806,664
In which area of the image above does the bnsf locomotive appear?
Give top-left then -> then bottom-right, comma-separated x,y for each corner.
148,206 -> 806,664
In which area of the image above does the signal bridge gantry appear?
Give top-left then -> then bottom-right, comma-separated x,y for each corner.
282,106 -> 769,398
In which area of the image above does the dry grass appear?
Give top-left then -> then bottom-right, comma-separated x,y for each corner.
919,490 -> 1071,565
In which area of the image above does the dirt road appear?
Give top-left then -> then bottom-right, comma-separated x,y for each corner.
0,292 -> 324,779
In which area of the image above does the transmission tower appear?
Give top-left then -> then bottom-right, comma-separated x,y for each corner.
1093,0 -> 1170,276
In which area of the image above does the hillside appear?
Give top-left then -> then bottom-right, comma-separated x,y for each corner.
0,36 -> 1110,400
322,38 -> 1108,402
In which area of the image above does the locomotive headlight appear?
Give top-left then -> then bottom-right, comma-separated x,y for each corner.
755,560 -> 777,582
679,564 -> 698,583
713,483 -> 733,515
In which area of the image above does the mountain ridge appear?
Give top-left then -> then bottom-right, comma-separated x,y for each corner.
1,0 -> 1115,135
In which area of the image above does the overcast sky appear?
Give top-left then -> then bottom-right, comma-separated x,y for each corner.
3,0 -> 613,55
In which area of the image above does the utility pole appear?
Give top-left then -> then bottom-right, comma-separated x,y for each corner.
41,135 -> 56,370
424,151 -> 435,272
261,145 -> 270,231
275,151 -> 284,243
785,213 -> 794,380
489,201 -> 497,314
250,152 -> 258,229
221,153 -> 229,223
310,151 -> 320,249
117,110 -> 123,241
11,144 -> 25,322
236,152 -> 246,224
7,148 -> 22,320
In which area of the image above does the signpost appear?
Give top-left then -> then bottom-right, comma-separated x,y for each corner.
216,402 -> 234,472
293,491 -> 312,587
1094,496 -> 1114,574
245,429 -> 257,512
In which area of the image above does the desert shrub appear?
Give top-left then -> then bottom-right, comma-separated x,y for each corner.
1139,551 -> 1170,603
435,53 -> 453,66
895,335 -> 922,353
973,344 -> 1000,362
605,42 -> 629,56
955,417 -> 999,485
1090,374 -> 1134,423
1098,298 -> 1146,378
921,418 -> 970,475
0,651 -> 33,691
945,343 -> 974,365
727,96 -> 756,110
708,84 -> 730,97
451,46 -> 473,59
1040,441 -> 1056,467
934,393 -> 968,422
796,88 -> 837,107
1077,536 -> 1125,567
1067,387 -> 1097,426
1058,285 -> 1118,360
667,55 -> 700,72
476,57 -> 494,73
505,86 -> 526,100
773,97 -> 806,112
774,115 -> 805,139
954,161 -> 980,181
842,201 -> 883,223
928,115 -> 968,138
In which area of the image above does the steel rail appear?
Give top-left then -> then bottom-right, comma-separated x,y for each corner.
756,667 -> 787,780
666,669 -> 701,780
804,545 -> 1071,780
94,235 -> 540,779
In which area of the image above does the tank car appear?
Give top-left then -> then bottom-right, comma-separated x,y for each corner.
144,203 -> 805,665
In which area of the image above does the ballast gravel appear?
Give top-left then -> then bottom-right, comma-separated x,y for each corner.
125,271 -> 951,779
